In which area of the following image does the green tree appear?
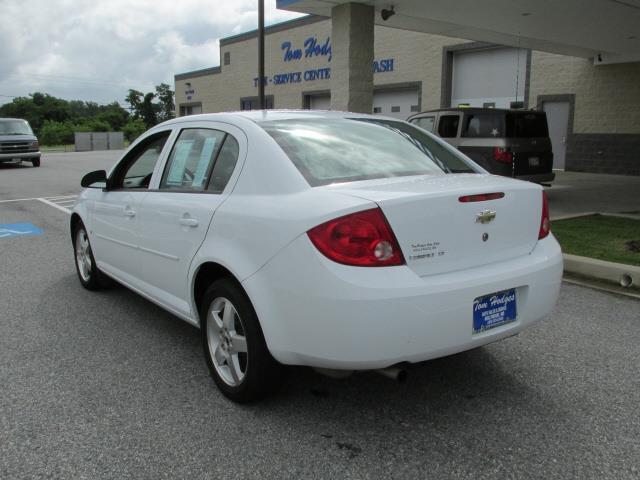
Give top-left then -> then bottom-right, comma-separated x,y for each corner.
125,89 -> 144,119
125,84 -> 175,128
97,102 -> 129,131
141,92 -> 158,128
122,118 -> 146,142
155,83 -> 175,123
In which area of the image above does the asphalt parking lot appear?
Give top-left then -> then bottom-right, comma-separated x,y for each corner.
1,152 -> 639,479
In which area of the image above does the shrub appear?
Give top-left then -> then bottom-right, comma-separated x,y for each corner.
39,120 -> 74,145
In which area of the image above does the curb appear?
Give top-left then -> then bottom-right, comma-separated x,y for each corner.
563,253 -> 640,292
552,212 -> 640,221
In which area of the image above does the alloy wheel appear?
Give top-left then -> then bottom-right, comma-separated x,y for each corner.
206,297 -> 248,386
75,228 -> 92,282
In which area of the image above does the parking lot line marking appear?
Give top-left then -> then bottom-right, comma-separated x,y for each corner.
0,194 -> 78,204
37,197 -> 72,215
0,197 -> 41,203
44,195 -> 78,200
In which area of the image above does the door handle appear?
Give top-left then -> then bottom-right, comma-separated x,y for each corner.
179,217 -> 199,228
123,206 -> 136,217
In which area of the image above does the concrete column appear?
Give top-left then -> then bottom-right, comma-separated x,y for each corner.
330,3 -> 374,113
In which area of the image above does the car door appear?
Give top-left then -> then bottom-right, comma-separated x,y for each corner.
134,123 -> 245,317
90,130 -> 173,284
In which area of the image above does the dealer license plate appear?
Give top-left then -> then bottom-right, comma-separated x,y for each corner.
473,289 -> 517,334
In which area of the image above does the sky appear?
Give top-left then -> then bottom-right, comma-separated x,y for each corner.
0,0 -> 305,106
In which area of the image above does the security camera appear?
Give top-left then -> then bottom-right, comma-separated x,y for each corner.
381,6 -> 395,21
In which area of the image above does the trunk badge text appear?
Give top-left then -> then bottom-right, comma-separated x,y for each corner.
475,210 -> 497,224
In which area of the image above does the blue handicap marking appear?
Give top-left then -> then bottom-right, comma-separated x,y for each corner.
0,222 -> 44,239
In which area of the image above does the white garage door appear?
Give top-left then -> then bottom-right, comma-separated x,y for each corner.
373,89 -> 419,120
452,47 -> 527,109
309,94 -> 331,110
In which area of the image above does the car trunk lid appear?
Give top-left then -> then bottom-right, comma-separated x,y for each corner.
321,174 -> 542,277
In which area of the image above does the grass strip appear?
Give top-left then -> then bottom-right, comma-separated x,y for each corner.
552,214 -> 640,266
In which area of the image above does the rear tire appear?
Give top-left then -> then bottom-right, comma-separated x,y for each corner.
201,279 -> 283,403
31,158 -> 40,167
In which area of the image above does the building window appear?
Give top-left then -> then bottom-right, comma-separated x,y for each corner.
391,106 -> 401,113
224,52 -> 231,66
240,96 -> 274,110
410,105 -> 420,112
373,107 -> 382,114
179,103 -> 202,116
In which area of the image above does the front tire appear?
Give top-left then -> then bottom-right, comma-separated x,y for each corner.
31,158 -> 40,167
73,223 -> 104,290
201,279 -> 283,403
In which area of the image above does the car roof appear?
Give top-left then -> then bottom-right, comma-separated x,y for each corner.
0,118 -> 30,122
410,107 -> 543,116
160,109 -> 403,127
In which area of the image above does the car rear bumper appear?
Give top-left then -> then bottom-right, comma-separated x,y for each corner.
243,234 -> 563,370
0,151 -> 41,162
516,172 -> 555,184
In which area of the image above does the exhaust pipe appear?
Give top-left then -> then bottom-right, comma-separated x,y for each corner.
375,367 -> 408,383
313,367 -> 408,383
313,368 -> 354,379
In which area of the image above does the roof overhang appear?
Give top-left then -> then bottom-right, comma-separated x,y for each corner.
277,0 -> 640,64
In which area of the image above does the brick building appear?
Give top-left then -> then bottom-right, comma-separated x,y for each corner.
175,15 -> 640,175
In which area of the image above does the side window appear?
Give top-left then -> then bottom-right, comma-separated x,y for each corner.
160,129 -> 226,190
437,115 -> 460,138
208,135 -> 239,193
413,116 -> 435,132
114,132 -> 170,189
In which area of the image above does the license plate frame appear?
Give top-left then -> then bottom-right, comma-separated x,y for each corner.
473,289 -> 517,334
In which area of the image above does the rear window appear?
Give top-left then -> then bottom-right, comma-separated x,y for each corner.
260,118 -> 477,187
506,112 -> 549,138
462,113 -> 505,138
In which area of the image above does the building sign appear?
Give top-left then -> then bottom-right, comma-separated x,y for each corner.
255,36 -> 394,87
253,59 -> 394,87
282,37 -> 332,62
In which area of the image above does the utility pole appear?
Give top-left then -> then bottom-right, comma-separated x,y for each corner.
258,0 -> 265,109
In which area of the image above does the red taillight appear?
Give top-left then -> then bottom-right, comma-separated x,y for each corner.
493,147 -> 513,164
307,208 -> 405,267
459,192 -> 505,203
539,191 -> 550,239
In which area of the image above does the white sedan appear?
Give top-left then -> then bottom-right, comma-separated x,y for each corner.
71,111 -> 563,402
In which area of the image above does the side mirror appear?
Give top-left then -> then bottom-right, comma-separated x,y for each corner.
81,170 -> 108,189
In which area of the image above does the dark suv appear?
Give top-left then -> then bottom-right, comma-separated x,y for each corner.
0,118 -> 41,167
407,108 -> 554,184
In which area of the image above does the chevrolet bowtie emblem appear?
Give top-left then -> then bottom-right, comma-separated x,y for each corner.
476,210 -> 496,224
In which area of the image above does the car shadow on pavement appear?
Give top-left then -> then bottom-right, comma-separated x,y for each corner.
40,274 -> 560,439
